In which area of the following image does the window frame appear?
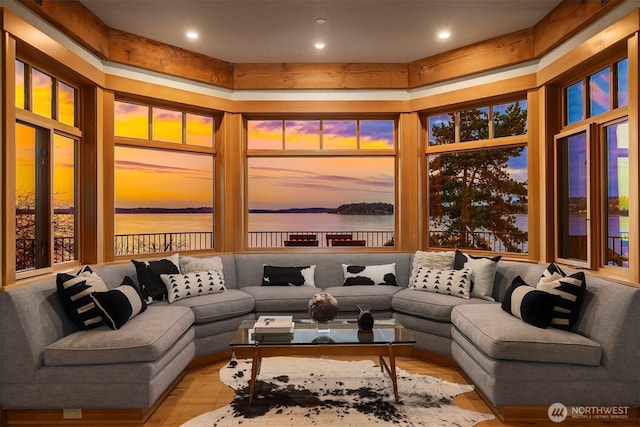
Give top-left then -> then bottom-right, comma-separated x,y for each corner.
112,97 -> 219,258
13,59 -> 82,280
423,96 -> 530,256
245,115 -> 398,250
553,124 -> 595,269
553,51 -> 632,275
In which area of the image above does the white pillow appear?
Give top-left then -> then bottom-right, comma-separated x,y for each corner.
410,267 -> 472,299
180,256 -> 224,274
161,269 -> 226,303
409,251 -> 455,285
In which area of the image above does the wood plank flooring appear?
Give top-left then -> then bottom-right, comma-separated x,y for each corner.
143,356 -> 556,427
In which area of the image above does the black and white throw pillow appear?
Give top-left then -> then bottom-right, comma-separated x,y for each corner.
536,262 -> 587,330
91,276 -> 147,330
408,251 -> 455,286
262,265 -> 316,286
56,265 -> 109,330
409,267 -> 472,299
161,269 -> 226,303
132,253 -> 181,302
342,263 -> 397,286
501,276 -> 561,328
453,250 -> 501,301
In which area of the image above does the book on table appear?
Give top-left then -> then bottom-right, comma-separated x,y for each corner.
253,315 -> 294,334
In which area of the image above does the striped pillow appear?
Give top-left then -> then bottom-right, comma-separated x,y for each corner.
536,263 -> 587,330
56,265 -> 109,330
501,276 -> 560,328
91,276 -> 147,330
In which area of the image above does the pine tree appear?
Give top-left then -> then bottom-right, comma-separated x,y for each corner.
429,102 -> 528,252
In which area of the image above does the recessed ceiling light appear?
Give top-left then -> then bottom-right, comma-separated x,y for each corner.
186,31 -> 199,40
438,31 -> 451,40
315,17 -> 327,24
314,42 -> 326,50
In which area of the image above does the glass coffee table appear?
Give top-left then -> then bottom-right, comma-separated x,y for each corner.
230,318 -> 415,403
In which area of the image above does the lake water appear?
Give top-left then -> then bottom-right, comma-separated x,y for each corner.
114,212 -> 394,234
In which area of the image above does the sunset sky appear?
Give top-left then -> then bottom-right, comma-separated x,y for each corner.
14,61 -> 628,215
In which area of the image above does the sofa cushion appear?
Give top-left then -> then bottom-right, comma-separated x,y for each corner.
90,276 -> 147,330
501,276 -> 560,328
262,265 -> 316,287
536,263 -> 587,331
323,285 -> 401,312
161,269 -> 226,303
392,287 -> 491,322
242,285 -> 319,312
452,304 -> 602,366
409,267 -> 471,299
43,305 -> 194,366
342,263 -> 397,286
166,289 -> 254,323
56,265 -> 109,330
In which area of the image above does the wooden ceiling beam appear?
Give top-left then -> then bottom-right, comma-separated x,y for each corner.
15,0 -> 626,91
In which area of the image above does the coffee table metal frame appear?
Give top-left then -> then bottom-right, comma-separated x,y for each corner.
230,318 -> 415,403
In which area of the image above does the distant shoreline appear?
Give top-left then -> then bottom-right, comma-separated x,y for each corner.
116,202 -> 394,215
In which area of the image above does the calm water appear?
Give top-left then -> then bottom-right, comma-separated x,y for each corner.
114,212 -> 394,235
114,212 -> 628,242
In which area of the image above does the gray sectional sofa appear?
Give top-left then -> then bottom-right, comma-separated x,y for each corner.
1,251 -> 638,422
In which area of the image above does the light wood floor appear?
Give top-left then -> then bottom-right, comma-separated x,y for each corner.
145,356 -> 563,427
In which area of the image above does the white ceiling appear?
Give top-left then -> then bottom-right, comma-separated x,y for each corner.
79,0 -> 563,64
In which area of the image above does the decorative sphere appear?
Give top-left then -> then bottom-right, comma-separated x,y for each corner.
308,292 -> 339,323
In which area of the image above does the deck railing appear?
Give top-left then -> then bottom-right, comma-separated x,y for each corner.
428,230 -> 529,253
14,232 -> 629,262
249,231 -> 395,248
15,237 -> 76,270
608,232 -> 629,267
114,232 -> 214,255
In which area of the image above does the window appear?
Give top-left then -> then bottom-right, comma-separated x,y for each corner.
247,118 -> 396,248
564,59 -> 628,126
556,57 -> 629,270
426,99 -> 528,253
14,60 -> 79,273
113,101 -> 215,256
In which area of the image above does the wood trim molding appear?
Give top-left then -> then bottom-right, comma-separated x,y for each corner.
14,0 -> 626,91
409,74 -> 537,113
1,8 -> 103,86
15,0 -> 109,58
2,32 -> 17,286
396,113 -> 421,252
234,63 -> 408,90
409,29 -> 534,89
533,0 -> 624,57
108,28 -> 234,89
537,9 -> 640,86
105,74 -> 234,112
627,34 -> 639,284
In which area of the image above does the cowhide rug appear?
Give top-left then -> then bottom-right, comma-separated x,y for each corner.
183,357 -> 494,427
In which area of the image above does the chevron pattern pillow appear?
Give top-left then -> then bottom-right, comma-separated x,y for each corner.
410,267 -> 472,299
161,269 -> 226,303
